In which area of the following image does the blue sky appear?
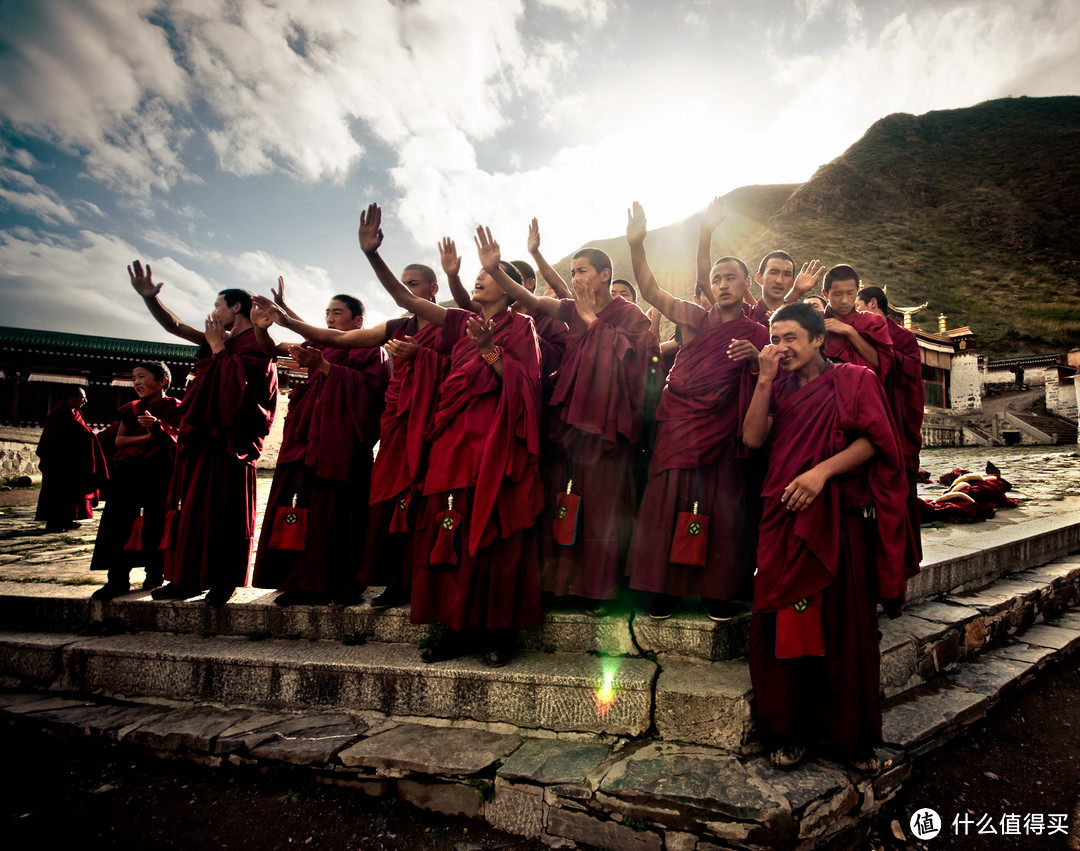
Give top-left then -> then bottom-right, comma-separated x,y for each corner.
1,0 -> 1078,344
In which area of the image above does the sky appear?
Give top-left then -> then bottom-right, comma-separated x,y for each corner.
1,0 -> 1078,345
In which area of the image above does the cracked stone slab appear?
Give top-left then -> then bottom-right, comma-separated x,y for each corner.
126,706 -> 254,752
905,601 -> 982,625
944,655 -> 1030,697
600,742 -> 787,824
338,723 -> 520,774
1014,622 -> 1080,651
654,659 -> 754,751
496,737 -> 611,785
983,641 -> 1058,668
878,615 -> 951,648
0,630 -> 79,681
546,807 -> 663,851
211,711 -> 297,753
4,694 -> 95,716
250,729 -> 362,764
52,703 -> 173,738
882,686 -> 987,749
747,758 -> 859,840
631,607 -> 750,662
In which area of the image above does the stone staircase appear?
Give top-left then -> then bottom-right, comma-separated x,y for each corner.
2,513 -> 1080,849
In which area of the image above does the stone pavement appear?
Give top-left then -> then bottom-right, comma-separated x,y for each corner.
2,497 -> 1080,849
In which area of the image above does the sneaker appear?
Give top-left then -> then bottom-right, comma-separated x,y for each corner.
91,583 -> 130,601
648,594 -> 681,620
702,599 -> 735,622
769,740 -> 807,769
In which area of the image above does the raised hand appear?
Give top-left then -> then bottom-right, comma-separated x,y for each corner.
465,314 -> 496,352
574,279 -> 599,326
626,202 -> 647,248
791,260 -> 824,299
727,338 -> 761,366
701,196 -> 725,232
474,226 -> 501,274
136,412 -> 158,429
251,295 -> 288,327
289,344 -> 327,372
205,314 -> 227,354
384,336 -> 419,363
527,218 -> 541,255
358,203 -> 384,255
271,275 -> 288,308
439,237 -> 461,277
250,303 -> 274,330
128,259 -> 162,298
757,343 -> 784,381
823,317 -> 850,337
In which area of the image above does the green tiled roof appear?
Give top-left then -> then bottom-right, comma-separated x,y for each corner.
0,326 -> 199,360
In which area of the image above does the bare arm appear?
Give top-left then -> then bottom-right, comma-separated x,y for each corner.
128,260 -> 205,346
627,202 -> 678,320
695,196 -> 725,307
251,304 -> 291,356
114,417 -> 151,449
527,218 -> 571,299
742,345 -> 781,450
781,436 -> 876,511
481,226 -> 562,318
440,237 -> 478,313
252,296 -> 388,348
785,260 -> 824,304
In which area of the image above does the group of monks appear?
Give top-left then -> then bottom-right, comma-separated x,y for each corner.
73,195 -> 925,773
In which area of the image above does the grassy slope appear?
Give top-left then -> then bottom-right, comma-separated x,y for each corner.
554,96 -> 1080,356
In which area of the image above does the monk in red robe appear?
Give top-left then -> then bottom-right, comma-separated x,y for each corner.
129,262 -> 277,606
253,268 -> 452,613
624,202 -> 771,620
352,205 -> 543,666
742,303 -> 917,772
91,362 -> 182,599
818,265 -> 894,379
857,286 -> 926,562
36,386 -> 108,533
493,234 -> 660,608
249,293 -> 389,605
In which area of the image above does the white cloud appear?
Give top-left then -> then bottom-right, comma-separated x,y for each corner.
534,0 -> 609,25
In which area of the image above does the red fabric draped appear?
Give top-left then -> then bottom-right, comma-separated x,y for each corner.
531,311 -> 568,390
754,363 -> 917,614
883,317 -> 924,461
823,308 -> 894,379
35,404 -> 109,525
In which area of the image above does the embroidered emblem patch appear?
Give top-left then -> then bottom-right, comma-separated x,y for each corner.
687,521 -> 701,536
793,598 -> 809,613
557,505 -> 567,520
284,512 -> 299,525
397,497 -> 408,511
441,516 -> 455,531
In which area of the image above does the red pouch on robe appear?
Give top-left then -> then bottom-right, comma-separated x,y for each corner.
268,497 -> 308,551
553,479 -> 580,546
123,511 -> 144,552
159,507 -> 180,551
389,491 -> 411,534
775,594 -> 825,658
668,501 -> 708,567
430,495 -> 461,566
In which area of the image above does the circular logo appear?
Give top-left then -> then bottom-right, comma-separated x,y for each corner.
441,517 -> 455,531
688,522 -> 701,536
910,808 -> 941,840
794,598 -> 809,613
398,497 -> 408,511
284,512 -> 298,525
557,505 -> 567,520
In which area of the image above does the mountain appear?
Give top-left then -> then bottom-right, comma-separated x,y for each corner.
553,96 -> 1080,356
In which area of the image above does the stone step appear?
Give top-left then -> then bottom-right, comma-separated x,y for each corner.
0,629 -> 658,738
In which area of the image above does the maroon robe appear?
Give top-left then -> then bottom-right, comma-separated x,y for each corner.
748,299 -> 781,325
823,307 -> 894,379
164,328 -> 277,590
253,344 -> 388,595
531,311 -> 568,394
541,296 -> 660,600
750,362 -> 917,759
410,308 -> 543,630
91,396 -> 181,573
36,402 -> 109,527
883,317 -> 926,560
627,306 -> 769,600
356,316 -> 450,587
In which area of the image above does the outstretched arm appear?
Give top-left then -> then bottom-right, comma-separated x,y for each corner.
128,260 -> 205,346
785,260 -> 824,303
440,237 -> 478,313
271,276 -> 303,322
252,296 -> 388,348
627,201 -> 678,320
527,217 -> 572,299
695,196 -> 725,307
481,226 -> 561,318
251,303 -> 291,356
359,203 -> 447,328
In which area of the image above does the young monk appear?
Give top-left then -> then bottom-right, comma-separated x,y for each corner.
36,386 -> 108,533
742,303 -> 916,772
355,204 -> 543,665
857,285 -> 925,562
129,262 -> 277,606
815,265 -> 893,378
624,202 -> 770,621
253,263 -> 451,612
491,232 -> 660,609
249,292 -> 389,606
90,362 -> 182,598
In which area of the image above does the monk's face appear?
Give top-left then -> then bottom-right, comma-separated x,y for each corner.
472,269 -> 509,308
756,257 -> 795,302
770,320 -> 824,374
610,281 -> 635,302
131,367 -> 167,400
804,296 -> 827,314
826,278 -> 858,317
710,260 -> 749,309
325,299 -> 363,331
68,388 -> 87,410
571,257 -> 610,295
401,268 -> 437,304
212,295 -> 239,329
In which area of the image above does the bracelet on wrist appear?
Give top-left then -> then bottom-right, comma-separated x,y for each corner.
483,345 -> 502,365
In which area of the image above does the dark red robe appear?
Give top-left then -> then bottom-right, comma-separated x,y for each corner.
253,344 -> 388,595
627,306 -> 769,600
91,396 -> 181,574
541,296 -> 661,599
410,308 -> 543,630
356,316 -> 450,587
883,317 -> 926,560
750,362 -> 917,759
531,311 -> 568,395
35,403 -> 109,527
164,328 -> 277,590
823,307 -> 894,379
748,299 -> 781,325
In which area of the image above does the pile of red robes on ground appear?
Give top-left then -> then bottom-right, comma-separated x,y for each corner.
917,462 -> 1019,524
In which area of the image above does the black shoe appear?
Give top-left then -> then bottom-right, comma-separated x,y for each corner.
91,583 -> 130,601
420,628 -> 467,663
150,584 -> 197,600
770,740 -> 807,769
142,571 -> 164,591
370,586 -> 408,612
204,586 -> 236,607
484,642 -> 514,668
702,599 -> 736,622
273,590 -> 330,607
648,594 -> 680,620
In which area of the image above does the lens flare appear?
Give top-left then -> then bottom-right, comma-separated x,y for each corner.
593,658 -> 621,718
